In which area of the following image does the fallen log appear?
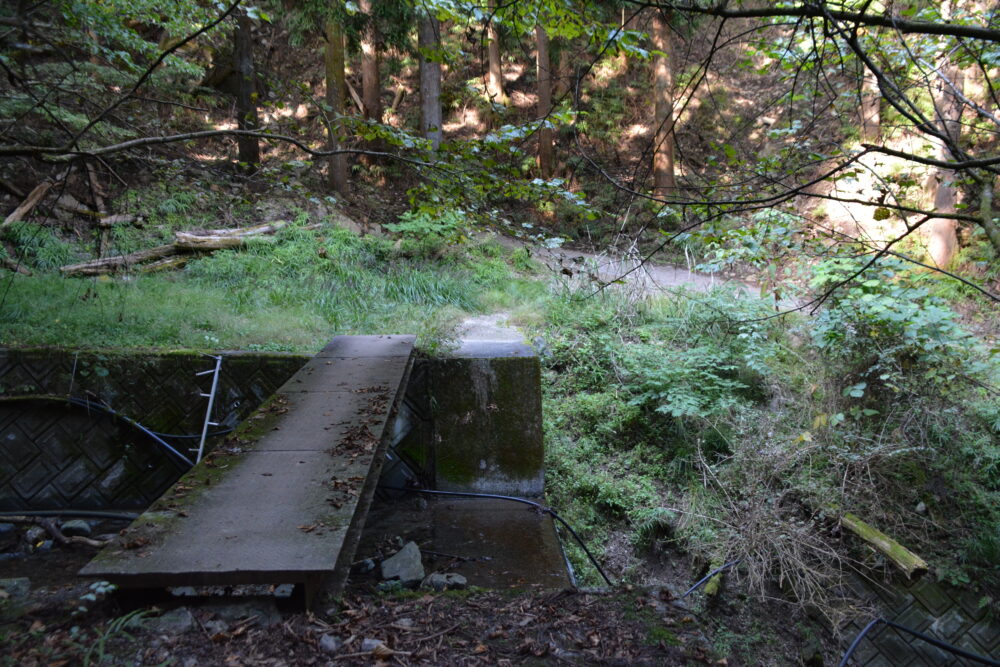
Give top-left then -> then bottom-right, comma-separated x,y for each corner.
841,512 -> 928,579
97,214 -> 138,228
59,221 -> 290,276
1,255 -> 31,275
1,181 -> 53,230
60,243 -> 176,276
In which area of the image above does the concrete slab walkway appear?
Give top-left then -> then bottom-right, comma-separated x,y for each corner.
80,335 -> 415,607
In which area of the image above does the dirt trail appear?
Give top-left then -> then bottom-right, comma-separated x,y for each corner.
457,238 -> 758,343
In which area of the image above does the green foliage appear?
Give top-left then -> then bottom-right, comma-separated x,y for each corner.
1,222 -> 78,270
623,344 -> 750,419
810,256 -> 993,398
385,208 -> 469,252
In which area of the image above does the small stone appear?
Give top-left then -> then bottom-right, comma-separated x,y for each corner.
377,580 -> 404,593
319,633 -> 343,653
380,541 -> 424,587
149,608 -> 195,635
60,520 -> 92,537
395,617 -> 414,628
361,638 -> 385,652
355,558 -> 376,574
916,501 -> 927,514
0,577 -> 31,600
24,526 -> 47,547
210,599 -> 282,627
203,620 -> 228,635
36,540 -> 53,552
421,572 -> 467,592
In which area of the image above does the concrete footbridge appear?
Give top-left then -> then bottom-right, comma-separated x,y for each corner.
80,335 -> 569,606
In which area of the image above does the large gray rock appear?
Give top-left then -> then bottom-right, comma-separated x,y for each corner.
380,541 -> 424,586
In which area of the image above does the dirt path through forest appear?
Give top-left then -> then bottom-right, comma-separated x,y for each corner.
457,237 -> 757,342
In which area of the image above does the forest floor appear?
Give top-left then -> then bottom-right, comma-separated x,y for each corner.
4,538 -> 835,666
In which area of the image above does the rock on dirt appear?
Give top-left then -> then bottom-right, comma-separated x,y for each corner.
421,572 -> 467,591
380,541 -> 424,586
148,607 -> 195,635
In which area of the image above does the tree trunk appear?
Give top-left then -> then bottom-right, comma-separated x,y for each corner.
485,0 -> 507,107
325,19 -> 348,196
978,176 -> 1000,256
651,9 -> 676,197
925,3 -> 963,269
555,43 -> 572,98
234,13 -> 259,169
860,67 -> 881,143
536,25 -> 554,178
418,13 -> 442,150
360,0 -> 381,122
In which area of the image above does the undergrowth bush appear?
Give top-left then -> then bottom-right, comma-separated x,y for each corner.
539,273 -> 1000,614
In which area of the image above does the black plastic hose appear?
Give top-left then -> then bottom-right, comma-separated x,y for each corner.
378,485 -> 615,587
0,394 -> 194,467
0,510 -> 138,521
839,617 -> 1000,666
679,559 -> 741,598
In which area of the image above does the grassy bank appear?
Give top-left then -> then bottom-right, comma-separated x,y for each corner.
0,221 -> 543,353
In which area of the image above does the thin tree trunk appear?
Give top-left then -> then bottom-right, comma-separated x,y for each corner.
360,0 -> 381,122
860,68 -> 881,143
651,9 -> 676,197
234,13 -> 259,169
978,176 -> 1000,255
536,25 -> 553,178
925,2 -> 963,268
555,44 -> 572,98
485,0 -> 507,106
419,14 -> 442,150
325,19 -> 348,196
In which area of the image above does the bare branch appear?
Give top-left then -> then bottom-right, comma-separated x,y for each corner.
626,2 -> 1000,43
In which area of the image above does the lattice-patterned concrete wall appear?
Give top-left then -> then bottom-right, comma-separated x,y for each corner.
846,575 -> 1000,665
0,348 -> 307,510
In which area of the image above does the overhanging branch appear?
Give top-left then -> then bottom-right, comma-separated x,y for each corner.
626,2 -> 1000,43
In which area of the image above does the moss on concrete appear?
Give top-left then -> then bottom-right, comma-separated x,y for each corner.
429,355 -> 544,496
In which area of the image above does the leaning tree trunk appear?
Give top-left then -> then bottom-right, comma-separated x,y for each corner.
359,0 -> 381,123
234,13 -> 259,169
536,25 -> 554,178
651,9 -> 676,198
418,13 -> 442,150
325,19 -> 348,196
485,0 -> 507,107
